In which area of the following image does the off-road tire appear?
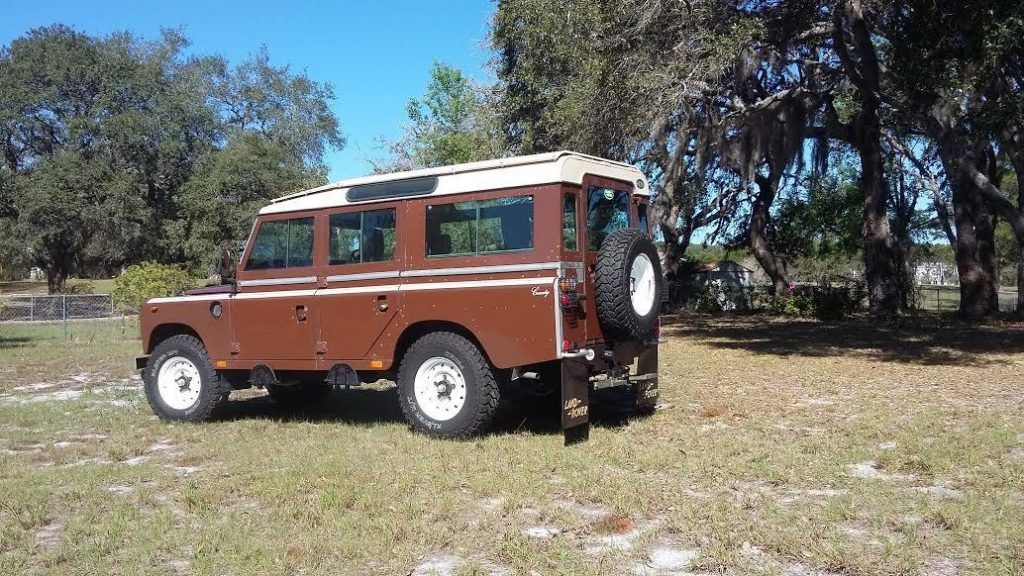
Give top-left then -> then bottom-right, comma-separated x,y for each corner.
397,332 -> 500,439
266,382 -> 332,405
143,334 -> 230,422
594,228 -> 664,340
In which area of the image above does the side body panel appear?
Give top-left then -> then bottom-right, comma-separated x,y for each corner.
315,201 -> 404,365
365,184 -> 563,370
140,295 -> 235,361
230,209 -> 323,367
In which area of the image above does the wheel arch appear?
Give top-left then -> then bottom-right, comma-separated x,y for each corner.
146,323 -> 202,354
392,320 -> 492,368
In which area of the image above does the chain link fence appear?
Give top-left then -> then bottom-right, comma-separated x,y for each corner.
915,285 -> 1020,313
0,294 -> 138,342
0,294 -> 124,322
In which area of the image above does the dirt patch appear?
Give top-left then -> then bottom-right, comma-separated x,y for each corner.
34,521 -> 62,549
522,526 -> 561,539
410,553 -> 461,576
848,460 -> 916,481
630,540 -> 699,575
106,484 -> 135,496
697,404 -> 729,418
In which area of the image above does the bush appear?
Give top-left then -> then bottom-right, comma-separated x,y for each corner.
63,281 -> 95,294
754,278 -> 864,320
112,262 -> 194,311
690,279 -> 751,312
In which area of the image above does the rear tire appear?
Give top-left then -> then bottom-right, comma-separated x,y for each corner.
144,334 -> 229,422
398,332 -> 499,439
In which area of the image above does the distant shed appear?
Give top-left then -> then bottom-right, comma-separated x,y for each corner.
687,260 -> 755,288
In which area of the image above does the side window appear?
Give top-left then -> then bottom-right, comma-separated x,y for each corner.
245,217 -> 314,270
637,203 -> 649,237
562,194 -> 578,251
587,186 -> 630,250
426,195 -> 534,257
329,208 -> 397,265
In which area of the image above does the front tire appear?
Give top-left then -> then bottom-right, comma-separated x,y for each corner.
144,334 -> 229,422
398,332 -> 500,439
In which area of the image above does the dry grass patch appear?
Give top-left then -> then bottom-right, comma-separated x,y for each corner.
1,312 -> 1023,574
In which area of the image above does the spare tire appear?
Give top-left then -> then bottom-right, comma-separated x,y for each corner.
594,228 -> 664,341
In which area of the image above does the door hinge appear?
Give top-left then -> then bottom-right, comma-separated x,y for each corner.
315,341 -> 328,355
230,342 -> 240,355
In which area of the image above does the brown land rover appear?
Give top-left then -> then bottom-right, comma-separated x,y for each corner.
136,151 -> 662,442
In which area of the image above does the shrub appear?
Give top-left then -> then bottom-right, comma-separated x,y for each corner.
112,262 -> 194,311
755,278 -> 864,320
691,279 -> 751,312
63,281 -> 95,294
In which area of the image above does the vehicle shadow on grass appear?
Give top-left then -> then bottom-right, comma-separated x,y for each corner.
663,311 -> 1024,366
216,386 -> 644,437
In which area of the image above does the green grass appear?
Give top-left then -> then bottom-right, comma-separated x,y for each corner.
0,278 -> 117,296
1,314 -> 1022,575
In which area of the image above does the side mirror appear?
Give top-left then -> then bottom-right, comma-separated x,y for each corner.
219,249 -> 237,286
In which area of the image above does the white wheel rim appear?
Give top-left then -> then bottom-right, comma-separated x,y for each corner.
630,253 -> 657,316
157,356 -> 202,411
413,357 -> 467,422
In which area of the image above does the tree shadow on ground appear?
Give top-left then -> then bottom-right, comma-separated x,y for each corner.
663,311 -> 1024,366
0,336 -> 32,349
216,385 -> 647,437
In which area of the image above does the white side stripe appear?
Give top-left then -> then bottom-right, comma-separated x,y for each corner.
148,294 -> 226,304
146,276 -> 559,303
318,285 -> 400,296
235,289 -> 317,299
326,270 -> 401,282
401,277 -> 554,291
401,262 -> 560,277
238,276 -> 317,287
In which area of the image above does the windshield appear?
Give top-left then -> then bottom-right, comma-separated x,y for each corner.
587,186 -> 630,250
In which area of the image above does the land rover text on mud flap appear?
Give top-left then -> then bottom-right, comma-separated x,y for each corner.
136,151 -> 663,443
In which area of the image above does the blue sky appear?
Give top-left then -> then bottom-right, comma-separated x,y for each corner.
0,0 -> 495,181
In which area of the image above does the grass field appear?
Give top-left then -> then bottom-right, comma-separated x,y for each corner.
1,313 -> 1022,575
0,279 -> 117,296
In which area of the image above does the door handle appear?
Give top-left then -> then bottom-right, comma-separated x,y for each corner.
376,295 -> 388,313
295,305 -> 308,322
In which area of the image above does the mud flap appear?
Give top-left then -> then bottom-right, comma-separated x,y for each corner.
635,344 -> 659,409
561,358 -> 590,445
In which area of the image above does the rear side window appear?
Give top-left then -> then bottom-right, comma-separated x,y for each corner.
329,209 -> 397,265
426,195 -> 534,257
562,194 -> 578,251
587,186 -> 630,250
245,217 -> 314,270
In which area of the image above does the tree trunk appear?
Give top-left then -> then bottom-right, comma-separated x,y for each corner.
950,176 -> 999,318
836,0 -> 902,319
930,114 -> 1001,319
1017,255 -> 1024,313
855,115 -> 902,318
45,265 -> 67,294
751,174 -> 788,292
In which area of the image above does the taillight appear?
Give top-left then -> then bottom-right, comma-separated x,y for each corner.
557,276 -> 579,309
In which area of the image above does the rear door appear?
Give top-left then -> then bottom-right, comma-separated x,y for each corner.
314,202 -> 402,365
233,213 -> 321,363
579,174 -> 642,342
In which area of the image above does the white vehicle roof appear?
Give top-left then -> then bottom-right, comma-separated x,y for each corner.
260,151 -> 649,215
